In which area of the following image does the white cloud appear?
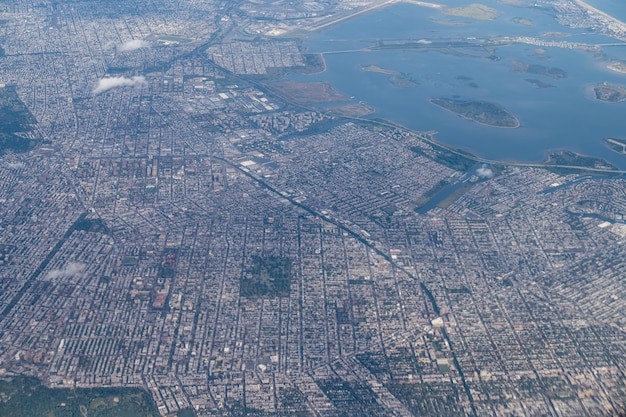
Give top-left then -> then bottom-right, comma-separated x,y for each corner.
46,262 -> 86,280
119,39 -> 150,52
93,76 -> 147,94
476,166 -> 494,179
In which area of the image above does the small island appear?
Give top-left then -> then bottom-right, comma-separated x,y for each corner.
525,78 -> 555,88
592,82 -> 626,103
511,17 -> 533,26
511,60 -> 567,79
430,98 -> 520,128
607,61 -> 626,74
389,76 -> 417,87
361,65 -> 399,76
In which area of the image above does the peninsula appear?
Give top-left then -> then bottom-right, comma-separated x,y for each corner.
573,0 -> 626,35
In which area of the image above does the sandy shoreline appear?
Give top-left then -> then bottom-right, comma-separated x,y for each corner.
573,0 -> 626,33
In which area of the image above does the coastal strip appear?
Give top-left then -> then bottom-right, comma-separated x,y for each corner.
573,0 -> 626,34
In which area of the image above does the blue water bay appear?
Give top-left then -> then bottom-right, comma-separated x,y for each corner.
295,1 -> 626,168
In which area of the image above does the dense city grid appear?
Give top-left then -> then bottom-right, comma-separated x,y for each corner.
0,0 -> 626,415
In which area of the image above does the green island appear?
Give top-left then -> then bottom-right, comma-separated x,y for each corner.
592,82 -> 626,103
511,17 -> 533,26
0,375 -> 169,417
389,76 -> 417,87
361,65 -> 399,76
511,60 -> 567,79
430,98 -> 520,128
0,85 -> 40,154
525,78 -> 555,88
441,3 -> 501,20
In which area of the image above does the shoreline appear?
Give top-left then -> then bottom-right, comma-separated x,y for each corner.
335,115 -> 623,173
573,0 -> 626,34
